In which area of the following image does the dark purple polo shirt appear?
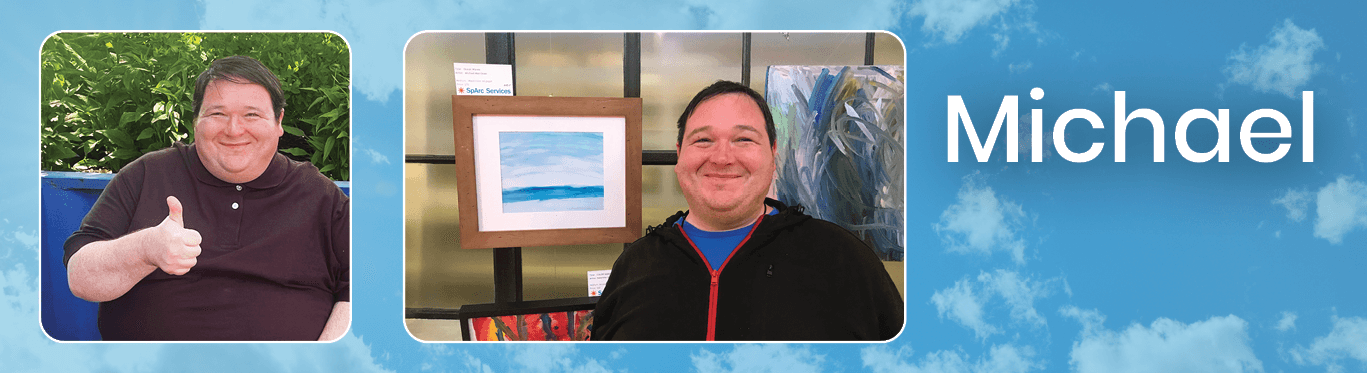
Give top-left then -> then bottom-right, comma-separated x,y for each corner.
65,142 -> 349,341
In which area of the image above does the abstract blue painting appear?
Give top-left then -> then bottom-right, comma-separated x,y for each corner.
498,132 -> 605,213
767,65 -> 905,261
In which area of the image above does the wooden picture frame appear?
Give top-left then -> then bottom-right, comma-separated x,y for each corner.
452,95 -> 642,249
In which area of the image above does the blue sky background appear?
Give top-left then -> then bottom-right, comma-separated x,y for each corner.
4,0 -> 1367,372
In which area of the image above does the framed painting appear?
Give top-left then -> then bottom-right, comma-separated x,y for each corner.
452,96 -> 642,249
458,297 -> 598,341
766,65 -> 905,261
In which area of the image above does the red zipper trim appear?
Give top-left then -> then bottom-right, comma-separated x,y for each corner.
678,214 -> 764,341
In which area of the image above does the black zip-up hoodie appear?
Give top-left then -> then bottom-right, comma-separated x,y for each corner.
593,199 -> 904,340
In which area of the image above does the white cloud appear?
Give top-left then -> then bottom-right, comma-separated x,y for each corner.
1061,307 -> 1263,373
1007,61 -> 1032,74
1060,306 -> 1104,334
977,345 -> 1038,373
1289,316 -> 1367,373
981,270 -> 1049,328
1276,311 -> 1297,332
935,172 -> 1030,264
1273,188 -> 1312,222
693,344 -> 825,373
565,360 -> 612,373
988,2 -> 1041,57
992,33 -> 1012,57
9,228 -> 37,248
932,270 -> 1055,340
418,345 -> 497,373
358,147 -> 390,165
908,0 -> 1044,54
503,345 -> 611,373
908,0 -> 1018,44
461,351 -> 495,373
418,344 -> 449,372
1313,175 -> 1367,244
1224,19 -> 1326,99
933,277 -> 999,340
199,0 -> 906,102
1092,82 -> 1114,95
861,344 -> 1041,373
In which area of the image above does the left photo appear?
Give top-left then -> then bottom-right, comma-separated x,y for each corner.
39,32 -> 352,341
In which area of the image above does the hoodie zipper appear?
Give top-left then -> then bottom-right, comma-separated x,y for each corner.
678,215 -> 764,341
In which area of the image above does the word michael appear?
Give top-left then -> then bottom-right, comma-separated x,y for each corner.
948,88 -> 1314,163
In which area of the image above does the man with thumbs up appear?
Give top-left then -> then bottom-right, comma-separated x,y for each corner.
64,56 -> 350,341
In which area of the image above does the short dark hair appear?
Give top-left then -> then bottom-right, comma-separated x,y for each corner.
676,80 -> 776,147
191,55 -> 286,121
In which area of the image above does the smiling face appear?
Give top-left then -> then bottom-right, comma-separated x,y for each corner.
675,93 -> 776,231
193,79 -> 283,184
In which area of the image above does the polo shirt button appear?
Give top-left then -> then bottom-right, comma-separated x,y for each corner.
232,202 -> 239,210
236,185 -> 242,191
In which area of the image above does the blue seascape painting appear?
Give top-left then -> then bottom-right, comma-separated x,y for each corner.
498,132 -> 605,213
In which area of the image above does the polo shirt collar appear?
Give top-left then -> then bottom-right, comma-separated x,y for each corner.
182,142 -> 291,189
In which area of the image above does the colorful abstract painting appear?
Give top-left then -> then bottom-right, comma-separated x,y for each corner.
470,310 -> 594,341
766,65 -> 905,261
498,132 -> 605,213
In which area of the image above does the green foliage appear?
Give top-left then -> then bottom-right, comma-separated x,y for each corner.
41,32 -> 351,181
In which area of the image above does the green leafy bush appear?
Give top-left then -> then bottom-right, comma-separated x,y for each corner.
41,32 -> 351,181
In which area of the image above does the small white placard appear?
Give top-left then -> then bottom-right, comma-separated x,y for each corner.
454,63 -> 513,96
587,270 -> 612,297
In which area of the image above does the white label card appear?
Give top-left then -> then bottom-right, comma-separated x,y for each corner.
454,63 -> 513,96
587,270 -> 611,297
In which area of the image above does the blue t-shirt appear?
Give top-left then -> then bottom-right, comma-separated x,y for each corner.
678,209 -> 779,271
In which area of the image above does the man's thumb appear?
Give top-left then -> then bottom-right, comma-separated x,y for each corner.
167,196 -> 184,225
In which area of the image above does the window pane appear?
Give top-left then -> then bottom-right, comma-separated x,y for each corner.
514,33 -> 624,98
640,32 -> 743,150
873,31 -> 906,66
749,32 -> 869,93
404,32 -> 486,155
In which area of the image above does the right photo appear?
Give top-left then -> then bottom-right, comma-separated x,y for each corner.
403,31 -> 905,341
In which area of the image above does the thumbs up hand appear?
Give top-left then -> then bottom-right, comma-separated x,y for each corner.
147,196 -> 202,275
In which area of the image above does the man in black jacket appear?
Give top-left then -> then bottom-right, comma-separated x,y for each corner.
592,81 -> 903,341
